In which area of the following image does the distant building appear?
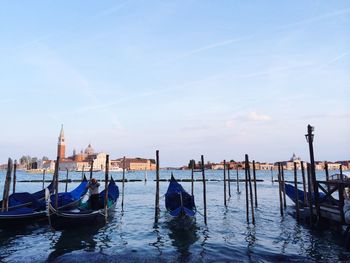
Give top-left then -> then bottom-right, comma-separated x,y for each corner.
55,125 -> 109,171
113,157 -> 156,171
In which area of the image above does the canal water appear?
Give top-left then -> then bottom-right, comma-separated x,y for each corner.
0,169 -> 349,262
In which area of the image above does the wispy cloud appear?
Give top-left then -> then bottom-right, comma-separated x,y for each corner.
226,111 -> 272,128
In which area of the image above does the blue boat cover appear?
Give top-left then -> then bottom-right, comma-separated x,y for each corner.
165,175 -> 195,217
6,181 -> 54,208
285,183 -> 327,204
46,178 -> 88,208
0,178 -> 88,217
98,177 -> 119,207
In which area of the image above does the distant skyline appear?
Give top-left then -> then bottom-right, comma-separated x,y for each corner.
0,1 -> 349,166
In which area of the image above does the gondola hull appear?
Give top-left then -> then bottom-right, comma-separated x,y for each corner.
0,209 -> 47,228
48,203 -> 117,230
47,178 -> 119,230
0,178 -> 88,228
285,183 -> 329,206
165,175 -> 196,219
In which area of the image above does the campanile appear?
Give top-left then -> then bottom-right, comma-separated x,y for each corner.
57,124 -> 65,159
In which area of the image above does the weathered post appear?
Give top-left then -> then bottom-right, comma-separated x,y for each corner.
154,150 -> 160,224
89,159 -> 94,180
65,168 -> 69,192
54,156 -> 60,209
104,155 -> 110,223
42,169 -> 46,189
228,164 -> 231,198
224,160 -> 227,207
294,162 -> 300,220
277,163 -> 283,216
12,160 -> 17,194
301,161 -> 307,206
201,155 -> 207,225
271,166 -> 273,183
245,155 -> 249,223
1,158 -> 13,212
340,164 -> 343,180
253,160 -> 258,208
191,160 -> 194,196
236,167 -> 240,193
325,161 -> 330,192
122,156 -> 126,211
307,164 -> 313,225
305,124 -> 320,222
81,165 -> 85,181
281,165 -> 287,208
339,164 -> 345,223
247,156 -> 255,224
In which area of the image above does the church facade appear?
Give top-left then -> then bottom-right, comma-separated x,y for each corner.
56,125 -> 109,171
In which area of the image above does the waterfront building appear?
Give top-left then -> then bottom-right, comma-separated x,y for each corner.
55,126 -> 109,171
113,157 -> 156,171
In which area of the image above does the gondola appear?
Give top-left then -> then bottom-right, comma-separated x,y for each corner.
285,183 -> 328,206
165,175 -> 195,218
0,180 -> 54,210
0,177 -> 88,228
47,177 -> 119,230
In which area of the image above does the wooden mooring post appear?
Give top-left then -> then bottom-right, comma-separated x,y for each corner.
307,163 -> 314,225
191,161 -> 194,196
306,124 -> 320,222
54,156 -> 60,209
339,164 -> 345,223
1,158 -> 13,212
228,164 -> 231,198
246,155 -> 255,224
42,169 -> 46,189
154,150 -> 160,224
12,160 -> 17,194
293,162 -> 300,221
224,160 -> 227,207
89,159 -> 94,180
104,155 -> 110,223
122,156 -> 126,211
236,167 -> 240,193
201,155 -> 207,225
281,165 -> 287,209
253,160 -> 258,208
325,161 -> 330,192
301,161 -> 307,206
277,163 -> 283,216
65,168 -> 69,192
81,165 -> 85,181
245,155 -> 249,223
271,167 -> 273,183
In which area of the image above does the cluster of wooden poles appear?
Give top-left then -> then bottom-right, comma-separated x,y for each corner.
153,150 -> 260,225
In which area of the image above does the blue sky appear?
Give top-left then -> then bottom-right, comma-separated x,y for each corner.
0,1 -> 349,166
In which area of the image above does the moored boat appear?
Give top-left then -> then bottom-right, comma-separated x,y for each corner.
0,177 -> 88,228
165,175 -> 195,218
47,177 -> 119,230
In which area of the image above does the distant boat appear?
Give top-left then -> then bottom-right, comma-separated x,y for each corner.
165,175 -> 195,217
0,177 -> 88,228
47,177 -> 119,230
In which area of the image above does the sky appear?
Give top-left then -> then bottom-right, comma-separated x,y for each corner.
0,1 -> 349,166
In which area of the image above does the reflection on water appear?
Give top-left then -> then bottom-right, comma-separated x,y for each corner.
48,226 -> 99,261
166,217 -> 199,253
0,170 -> 350,262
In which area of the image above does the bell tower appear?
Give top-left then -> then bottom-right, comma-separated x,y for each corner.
57,124 -> 65,159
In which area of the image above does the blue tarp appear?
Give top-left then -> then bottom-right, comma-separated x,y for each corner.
165,175 -> 195,217
285,183 -> 327,204
98,178 -> 119,207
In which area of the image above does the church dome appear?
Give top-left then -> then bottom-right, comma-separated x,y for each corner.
84,144 -> 94,155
